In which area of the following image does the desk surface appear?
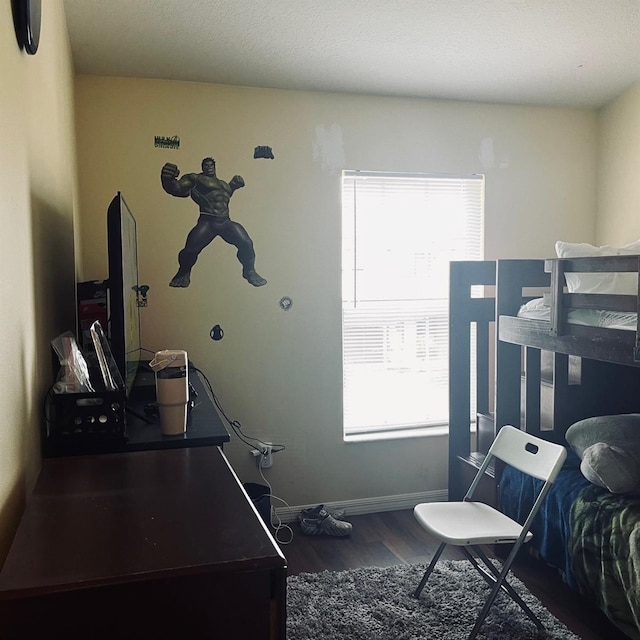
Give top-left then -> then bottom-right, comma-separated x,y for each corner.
0,446 -> 285,598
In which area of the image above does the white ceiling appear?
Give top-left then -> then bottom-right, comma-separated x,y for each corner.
62,0 -> 640,110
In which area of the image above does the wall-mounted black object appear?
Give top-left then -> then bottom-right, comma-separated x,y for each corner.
279,296 -> 293,311
254,146 -> 275,159
12,0 -> 42,54
134,284 -> 150,307
210,324 -> 224,341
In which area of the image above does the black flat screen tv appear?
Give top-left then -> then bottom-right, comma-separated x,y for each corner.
107,192 -> 141,396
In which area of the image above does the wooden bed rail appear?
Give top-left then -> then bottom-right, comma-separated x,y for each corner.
546,255 -> 640,361
448,260 -> 496,501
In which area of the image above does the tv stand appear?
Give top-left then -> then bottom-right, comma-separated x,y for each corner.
124,362 -> 230,451
43,362 -> 230,457
125,403 -> 153,423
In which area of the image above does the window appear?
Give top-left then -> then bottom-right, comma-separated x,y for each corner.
342,171 -> 484,439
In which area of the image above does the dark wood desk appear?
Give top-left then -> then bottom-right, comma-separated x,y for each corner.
0,446 -> 286,639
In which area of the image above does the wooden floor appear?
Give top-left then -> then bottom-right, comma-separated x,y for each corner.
283,509 -> 630,640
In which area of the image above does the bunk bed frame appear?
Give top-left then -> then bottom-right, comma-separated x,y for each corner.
448,255 -> 640,639
449,256 -> 640,502
499,255 -> 640,365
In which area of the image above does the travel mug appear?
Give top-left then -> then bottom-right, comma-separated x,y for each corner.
149,350 -> 189,435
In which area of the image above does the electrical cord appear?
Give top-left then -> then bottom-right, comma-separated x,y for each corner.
189,363 -> 292,543
191,364 -> 285,454
140,354 -> 291,540
140,350 -> 284,452
258,464 -> 294,545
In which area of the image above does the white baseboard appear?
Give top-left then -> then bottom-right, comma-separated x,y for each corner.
274,489 -> 447,523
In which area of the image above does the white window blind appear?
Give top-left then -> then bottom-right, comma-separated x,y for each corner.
342,170 -> 484,438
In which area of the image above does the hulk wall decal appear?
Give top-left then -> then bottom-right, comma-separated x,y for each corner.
160,157 -> 267,288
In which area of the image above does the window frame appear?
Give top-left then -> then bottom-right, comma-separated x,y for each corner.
341,170 -> 485,441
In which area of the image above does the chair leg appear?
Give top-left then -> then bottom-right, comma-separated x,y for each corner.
414,542 -> 446,598
474,547 -> 544,631
466,546 -> 543,640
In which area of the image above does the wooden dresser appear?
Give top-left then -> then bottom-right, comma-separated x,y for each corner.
0,446 -> 286,639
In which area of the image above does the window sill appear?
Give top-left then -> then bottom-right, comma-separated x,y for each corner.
344,425 -> 449,443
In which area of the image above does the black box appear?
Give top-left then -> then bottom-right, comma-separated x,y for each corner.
44,389 -> 127,457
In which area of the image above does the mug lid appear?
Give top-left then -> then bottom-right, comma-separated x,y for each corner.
149,349 -> 188,372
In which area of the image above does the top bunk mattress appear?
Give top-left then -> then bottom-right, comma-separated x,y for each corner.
518,297 -> 637,331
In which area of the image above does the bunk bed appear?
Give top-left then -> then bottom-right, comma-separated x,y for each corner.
449,253 -> 640,639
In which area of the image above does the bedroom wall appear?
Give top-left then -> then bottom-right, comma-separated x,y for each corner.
0,1 -> 78,565
73,76 -> 597,508
597,83 -> 640,245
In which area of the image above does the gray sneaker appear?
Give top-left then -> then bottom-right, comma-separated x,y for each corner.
298,504 -> 346,522
300,512 -> 352,537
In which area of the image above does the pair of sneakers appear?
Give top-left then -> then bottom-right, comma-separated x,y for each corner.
298,504 -> 352,537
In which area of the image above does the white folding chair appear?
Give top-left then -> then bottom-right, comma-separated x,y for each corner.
413,425 -> 567,640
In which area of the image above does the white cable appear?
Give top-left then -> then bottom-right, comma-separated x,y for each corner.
258,465 -> 294,545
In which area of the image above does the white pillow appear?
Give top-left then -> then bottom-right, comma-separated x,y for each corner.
555,240 -> 640,295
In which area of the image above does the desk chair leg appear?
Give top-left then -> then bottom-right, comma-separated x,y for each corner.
414,542 -> 446,598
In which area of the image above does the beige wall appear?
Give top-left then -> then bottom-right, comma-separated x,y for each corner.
0,1 -> 78,564
597,83 -> 640,245
73,76 -> 597,508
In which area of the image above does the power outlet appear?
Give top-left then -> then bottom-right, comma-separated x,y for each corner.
250,443 -> 273,469
260,444 -> 273,469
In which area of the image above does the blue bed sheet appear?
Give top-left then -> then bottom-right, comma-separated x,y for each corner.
498,449 -> 589,589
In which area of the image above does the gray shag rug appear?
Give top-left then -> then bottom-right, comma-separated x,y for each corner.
287,560 -> 580,640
